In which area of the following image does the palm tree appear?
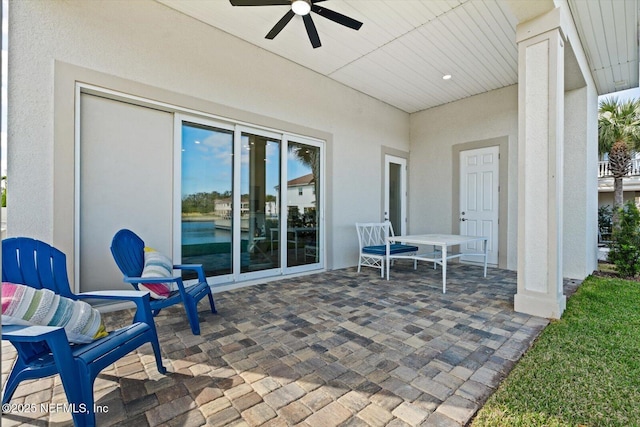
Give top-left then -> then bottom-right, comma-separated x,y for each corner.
289,143 -> 320,228
598,97 -> 640,226
289,142 -> 320,201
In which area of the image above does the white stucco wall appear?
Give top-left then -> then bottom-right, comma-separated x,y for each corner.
409,85 -> 519,270
563,86 -> 599,278
8,0 -> 409,275
409,82 -> 598,276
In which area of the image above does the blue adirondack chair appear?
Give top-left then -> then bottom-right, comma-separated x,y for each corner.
110,229 -> 216,335
1,237 -> 166,427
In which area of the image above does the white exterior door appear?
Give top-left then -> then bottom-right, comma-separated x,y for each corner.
385,155 -> 407,235
460,146 -> 499,265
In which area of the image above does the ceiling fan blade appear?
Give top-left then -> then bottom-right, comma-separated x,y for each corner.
303,14 -> 321,48
230,0 -> 290,6
311,4 -> 363,30
266,10 -> 296,39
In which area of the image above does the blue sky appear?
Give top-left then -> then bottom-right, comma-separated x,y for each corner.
599,86 -> 640,104
181,124 -> 312,197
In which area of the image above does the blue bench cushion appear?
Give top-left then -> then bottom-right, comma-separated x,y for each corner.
362,244 -> 419,256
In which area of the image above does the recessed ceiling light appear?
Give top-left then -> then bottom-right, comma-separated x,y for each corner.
443,74 -> 452,80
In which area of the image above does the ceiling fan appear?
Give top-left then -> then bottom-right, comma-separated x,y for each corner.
229,0 -> 363,49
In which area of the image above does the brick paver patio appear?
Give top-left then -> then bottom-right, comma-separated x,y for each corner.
1,263 -> 580,426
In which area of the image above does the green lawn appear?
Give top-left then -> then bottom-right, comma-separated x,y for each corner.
472,275 -> 640,427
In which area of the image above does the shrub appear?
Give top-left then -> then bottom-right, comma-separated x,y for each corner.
1,175 -> 5,207
609,201 -> 640,277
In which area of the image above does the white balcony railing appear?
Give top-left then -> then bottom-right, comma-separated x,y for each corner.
598,158 -> 640,178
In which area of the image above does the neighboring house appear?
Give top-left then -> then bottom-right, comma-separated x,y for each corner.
213,197 -> 275,219
597,153 -> 640,208
214,198 -> 234,220
214,198 -> 254,219
6,0 -> 636,319
282,173 -> 316,216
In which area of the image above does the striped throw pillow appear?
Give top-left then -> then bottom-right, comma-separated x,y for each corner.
1,282 -> 108,344
140,247 -> 173,299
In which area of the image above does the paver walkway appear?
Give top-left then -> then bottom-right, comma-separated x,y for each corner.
1,264 -> 580,426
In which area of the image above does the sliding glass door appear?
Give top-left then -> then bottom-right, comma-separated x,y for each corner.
178,116 -> 323,285
180,121 -> 234,279
286,141 -> 321,268
240,131 -> 281,274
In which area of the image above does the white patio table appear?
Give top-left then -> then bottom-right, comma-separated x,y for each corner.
386,234 -> 488,293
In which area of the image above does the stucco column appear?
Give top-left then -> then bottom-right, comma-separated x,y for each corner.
514,9 -> 566,319
563,86 -> 598,279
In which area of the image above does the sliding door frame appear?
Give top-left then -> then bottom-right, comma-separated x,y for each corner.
283,134 -> 326,276
173,114 -> 236,285
175,115 -> 325,286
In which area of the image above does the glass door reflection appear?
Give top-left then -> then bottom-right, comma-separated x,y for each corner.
240,132 -> 281,273
181,122 -> 234,277
287,142 -> 320,267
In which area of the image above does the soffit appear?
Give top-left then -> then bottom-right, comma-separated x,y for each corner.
156,0 -> 638,113
568,0 -> 639,95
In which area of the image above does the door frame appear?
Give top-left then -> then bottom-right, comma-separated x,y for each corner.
452,137 -> 509,268
383,150 -> 409,235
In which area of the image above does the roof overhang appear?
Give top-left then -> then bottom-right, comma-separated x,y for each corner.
156,0 -> 638,111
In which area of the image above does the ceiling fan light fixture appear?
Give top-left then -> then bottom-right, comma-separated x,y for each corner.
291,0 -> 311,15
232,0 -> 363,49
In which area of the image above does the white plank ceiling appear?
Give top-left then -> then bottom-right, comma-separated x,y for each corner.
568,0 -> 638,95
156,0 -> 638,113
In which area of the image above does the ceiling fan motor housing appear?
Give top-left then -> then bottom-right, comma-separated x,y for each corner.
229,0 -> 363,49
